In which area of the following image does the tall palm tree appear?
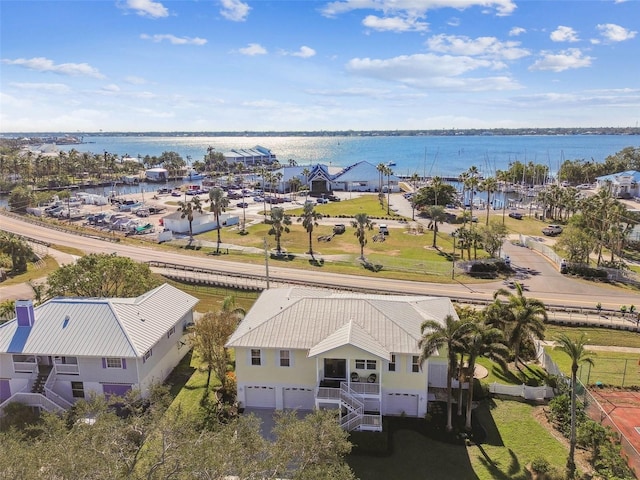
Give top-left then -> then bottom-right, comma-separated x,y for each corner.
410,172 -> 421,220
418,314 -> 472,432
297,201 -> 322,257
376,163 -> 386,192
351,212 -> 375,261
462,320 -> 509,430
268,207 -> 291,254
301,167 -> 311,198
490,283 -> 547,369
555,333 -> 595,479
384,165 -> 393,215
479,176 -> 498,226
178,196 -> 204,240
208,187 -> 229,254
465,166 -> 480,227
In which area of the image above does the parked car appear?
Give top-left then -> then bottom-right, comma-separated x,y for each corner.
542,224 -> 563,236
327,195 -> 341,202
317,197 -> 329,204
333,224 -> 346,234
508,212 -> 523,220
236,202 -> 249,208
379,224 -> 389,235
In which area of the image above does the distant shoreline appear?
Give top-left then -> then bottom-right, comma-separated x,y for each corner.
2,127 -> 640,140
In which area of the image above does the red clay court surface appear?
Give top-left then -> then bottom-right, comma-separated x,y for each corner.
588,388 -> 640,473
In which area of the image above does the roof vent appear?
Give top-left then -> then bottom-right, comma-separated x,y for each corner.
62,315 -> 70,329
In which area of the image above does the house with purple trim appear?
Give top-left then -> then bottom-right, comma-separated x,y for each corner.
0,283 -> 198,413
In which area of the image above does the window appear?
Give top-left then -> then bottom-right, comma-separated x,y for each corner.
355,359 -> 376,370
143,349 -> 152,363
279,350 -> 290,367
106,357 -> 123,369
412,356 -> 420,373
71,381 -> 84,398
388,354 -> 396,372
251,349 -> 261,366
167,326 -> 176,338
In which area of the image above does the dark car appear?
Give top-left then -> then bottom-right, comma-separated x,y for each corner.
333,224 -> 346,234
236,202 -> 249,208
508,212 -> 523,220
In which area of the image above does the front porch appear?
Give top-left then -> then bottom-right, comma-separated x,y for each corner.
316,378 -> 382,432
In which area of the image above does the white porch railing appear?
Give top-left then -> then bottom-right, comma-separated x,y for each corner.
54,364 -> 79,375
350,382 -> 380,395
44,369 -> 74,409
13,361 -> 37,374
0,392 -> 65,415
316,386 -> 341,401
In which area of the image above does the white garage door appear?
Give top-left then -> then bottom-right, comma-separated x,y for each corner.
283,387 -> 315,410
245,385 -> 276,408
385,393 -> 419,416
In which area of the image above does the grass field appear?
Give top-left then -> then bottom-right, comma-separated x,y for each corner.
545,347 -> 640,387
545,324 -> 640,349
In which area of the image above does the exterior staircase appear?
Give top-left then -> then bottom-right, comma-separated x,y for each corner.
31,365 -> 52,394
339,382 -> 364,431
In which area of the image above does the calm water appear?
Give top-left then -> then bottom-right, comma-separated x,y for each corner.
62,134 -> 639,178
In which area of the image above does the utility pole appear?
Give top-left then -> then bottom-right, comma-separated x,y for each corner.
263,237 -> 270,289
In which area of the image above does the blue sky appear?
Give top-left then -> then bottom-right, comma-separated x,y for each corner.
1,0 -> 638,132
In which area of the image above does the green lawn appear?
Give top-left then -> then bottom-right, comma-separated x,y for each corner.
545,347 -> 640,387
476,358 -> 548,386
545,324 -> 640,349
348,399 -> 568,480
468,399 -> 567,480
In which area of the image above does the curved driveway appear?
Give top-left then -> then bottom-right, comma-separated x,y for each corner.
1,210 -> 638,310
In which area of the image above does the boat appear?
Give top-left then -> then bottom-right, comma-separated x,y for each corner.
145,168 -> 168,182
183,167 -> 207,181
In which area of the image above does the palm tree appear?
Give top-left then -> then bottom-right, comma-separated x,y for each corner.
479,177 -> 498,226
301,167 -> 311,198
178,196 -> 204,240
297,201 -> 322,257
410,172 -> 420,220
490,283 -> 548,369
268,207 -> 291,254
351,212 -> 375,261
427,205 -> 448,248
555,333 -> 595,479
462,320 -> 509,430
384,165 -> 393,215
208,187 -> 229,254
418,314 -> 472,432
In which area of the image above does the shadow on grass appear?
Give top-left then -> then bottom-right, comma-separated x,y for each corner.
164,350 -> 196,398
348,405 -> 479,480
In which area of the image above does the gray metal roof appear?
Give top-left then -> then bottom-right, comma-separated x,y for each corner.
226,288 -> 457,356
0,284 -> 198,358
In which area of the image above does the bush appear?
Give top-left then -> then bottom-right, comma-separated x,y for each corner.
566,264 -> 608,279
531,457 -> 550,475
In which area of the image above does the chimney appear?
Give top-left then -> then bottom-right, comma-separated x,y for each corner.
15,300 -> 35,327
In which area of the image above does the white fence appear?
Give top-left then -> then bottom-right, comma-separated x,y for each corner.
488,382 -> 554,400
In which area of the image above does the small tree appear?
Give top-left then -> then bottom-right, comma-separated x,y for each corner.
208,187 -> 229,253
178,196 -> 204,240
189,309 -> 238,392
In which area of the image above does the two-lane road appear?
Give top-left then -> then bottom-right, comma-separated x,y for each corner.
1,213 -> 637,310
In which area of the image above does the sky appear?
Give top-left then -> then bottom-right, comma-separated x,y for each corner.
1,0 -> 639,132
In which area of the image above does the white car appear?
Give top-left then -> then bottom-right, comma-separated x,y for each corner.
542,225 -> 563,236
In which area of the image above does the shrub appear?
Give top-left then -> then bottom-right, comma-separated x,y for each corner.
531,457 -> 550,475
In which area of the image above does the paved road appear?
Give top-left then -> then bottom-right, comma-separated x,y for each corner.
1,209 -> 638,312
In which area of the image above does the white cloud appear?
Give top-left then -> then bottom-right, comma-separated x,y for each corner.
427,34 -> 530,60
140,34 -> 207,45
321,0 -> 517,18
1,57 -> 104,78
596,23 -> 637,42
102,84 -> 121,93
220,0 -> 251,22
529,49 -> 593,72
124,76 -> 147,85
9,82 -> 70,94
289,46 -> 317,58
346,53 -> 521,90
550,26 -> 579,42
362,15 -> 428,32
123,0 -> 168,19
509,27 -> 526,36
238,43 -> 267,56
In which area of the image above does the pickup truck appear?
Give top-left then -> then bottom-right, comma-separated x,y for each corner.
542,225 -> 563,236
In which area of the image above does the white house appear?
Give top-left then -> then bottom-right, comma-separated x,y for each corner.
595,170 -> 640,199
145,168 -> 169,182
161,210 -> 239,235
0,284 -> 198,413
226,287 -> 456,432
332,161 -> 400,193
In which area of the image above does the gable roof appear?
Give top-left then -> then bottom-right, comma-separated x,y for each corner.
334,161 -> 400,183
226,287 -> 457,358
596,170 -> 640,183
0,284 -> 198,358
